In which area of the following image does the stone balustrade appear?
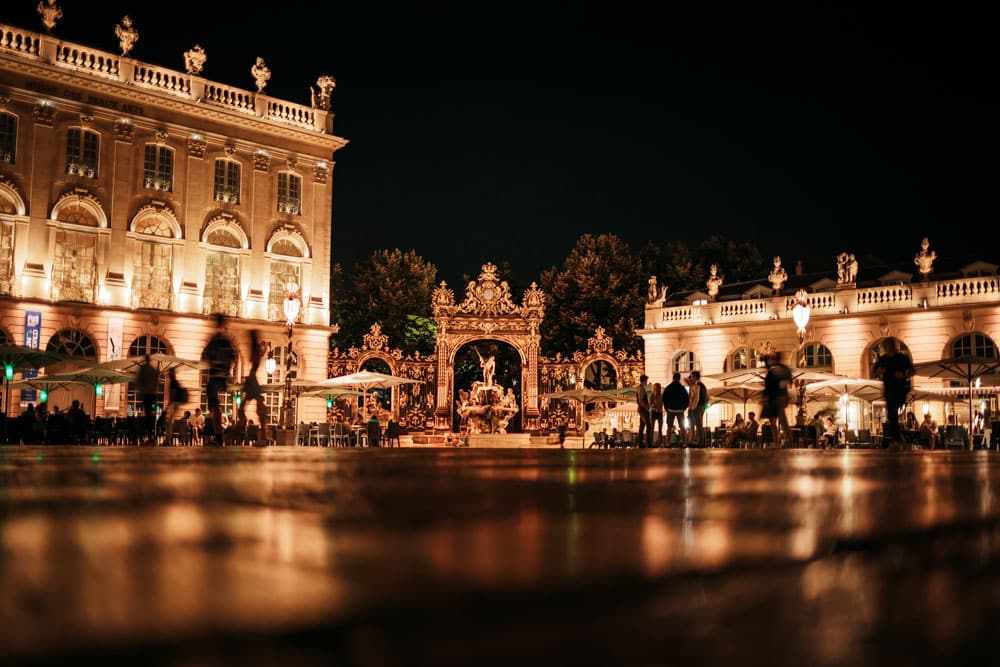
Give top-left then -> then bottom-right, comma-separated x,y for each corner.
0,22 -> 324,133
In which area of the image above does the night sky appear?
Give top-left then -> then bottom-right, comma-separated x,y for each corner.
3,3 -> 996,287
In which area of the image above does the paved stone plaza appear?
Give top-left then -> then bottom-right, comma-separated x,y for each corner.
2,445 -> 1000,666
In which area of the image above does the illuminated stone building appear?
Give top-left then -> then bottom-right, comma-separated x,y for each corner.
0,13 -> 346,425
638,249 -> 1000,442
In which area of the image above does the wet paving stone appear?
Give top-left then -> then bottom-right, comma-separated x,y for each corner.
2,445 -> 1000,666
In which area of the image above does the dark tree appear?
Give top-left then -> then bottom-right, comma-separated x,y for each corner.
334,249 -> 438,356
539,233 -> 645,357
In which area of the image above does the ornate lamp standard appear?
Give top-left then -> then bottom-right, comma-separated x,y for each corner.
281,283 -> 301,430
792,289 -> 812,426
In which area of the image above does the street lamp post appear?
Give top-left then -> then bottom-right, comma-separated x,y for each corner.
281,283 -> 301,431
792,289 -> 812,427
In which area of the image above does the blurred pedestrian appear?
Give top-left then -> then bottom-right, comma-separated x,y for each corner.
204,314 -> 236,446
635,374 -> 651,447
238,329 -> 268,445
761,352 -> 792,447
136,353 -> 160,445
873,338 -> 913,452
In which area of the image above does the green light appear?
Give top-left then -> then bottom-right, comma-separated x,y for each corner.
4,365 -> 12,380
95,384 -> 103,397
326,397 -> 333,409
91,453 -> 100,463
235,394 -> 242,407
39,389 -> 48,402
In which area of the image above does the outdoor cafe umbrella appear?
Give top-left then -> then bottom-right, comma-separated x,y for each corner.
319,370 -> 424,391
802,377 -> 886,404
708,383 -> 763,415
35,367 -> 135,416
912,356 -> 1000,435
704,368 -> 843,385
0,344 -> 71,443
92,353 -> 209,374
539,388 -> 629,404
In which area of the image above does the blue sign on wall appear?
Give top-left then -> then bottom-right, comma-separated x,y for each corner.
20,311 -> 41,402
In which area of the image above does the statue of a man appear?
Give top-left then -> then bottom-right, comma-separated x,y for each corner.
836,252 -> 849,284
251,57 -> 271,93
475,350 -> 496,387
846,254 -> 858,283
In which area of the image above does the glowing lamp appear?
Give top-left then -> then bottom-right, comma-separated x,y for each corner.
326,397 -> 334,410
792,289 -> 811,337
40,389 -> 48,403
95,384 -> 103,397
283,282 -> 301,327
265,355 -> 276,377
4,364 -> 12,381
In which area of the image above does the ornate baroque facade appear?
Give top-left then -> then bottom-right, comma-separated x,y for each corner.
0,13 -> 346,422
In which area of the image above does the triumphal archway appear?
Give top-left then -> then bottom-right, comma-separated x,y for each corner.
431,262 -> 546,432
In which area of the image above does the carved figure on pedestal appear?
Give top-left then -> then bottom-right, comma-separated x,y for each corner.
768,256 -> 788,292
836,252 -> 849,285
915,237 -> 937,279
706,264 -> 723,299
251,57 -> 271,93
184,45 -> 206,75
476,349 -> 496,387
115,15 -> 139,57
647,276 -> 666,306
37,0 -> 62,33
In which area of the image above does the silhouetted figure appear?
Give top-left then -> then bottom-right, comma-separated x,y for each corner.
873,338 -> 913,451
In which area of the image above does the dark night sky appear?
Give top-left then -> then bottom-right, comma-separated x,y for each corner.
3,3 -> 996,287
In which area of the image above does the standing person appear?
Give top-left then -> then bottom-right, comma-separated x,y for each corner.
635,374 -> 651,447
761,352 -> 793,447
686,371 -> 709,446
664,372 -> 689,446
136,353 -> 160,445
238,329 -> 268,445
649,382 -> 664,446
873,338 -> 913,451
204,314 -> 236,446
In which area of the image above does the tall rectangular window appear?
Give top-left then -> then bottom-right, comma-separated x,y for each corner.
66,128 -> 99,177
0,113 -> 16,164
51,230 -> 97,302
277,172 -> 301,214
0,221 -> 13,295
143,145 -> 174,191
213,159 -> 241,204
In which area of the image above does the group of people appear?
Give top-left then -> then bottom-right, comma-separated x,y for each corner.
636,371 -> 710,447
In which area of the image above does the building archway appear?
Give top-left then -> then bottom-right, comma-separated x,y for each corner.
431,262 -> 545,431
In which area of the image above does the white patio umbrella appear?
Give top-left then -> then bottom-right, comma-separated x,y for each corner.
912,356 -> 1000,437
709,383 -> 763,415
92,353 -> 208,374
24,367 -> 134,417
704,368 -> 843,385
318,370 -> 424,390
803,377 -> 886,403
539,388 -> 629,404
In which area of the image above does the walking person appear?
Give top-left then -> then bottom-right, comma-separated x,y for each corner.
204,314 -> 236,446
761,352 -> 792,447
664,372 -> 689,447
136,353 -> 160,445
238,329 -> 268,445
635,374 -> 652,447
649,382 -> 664,446
686,371 -> 709,446
163,367 -> 189,445
873,338 -> 914,451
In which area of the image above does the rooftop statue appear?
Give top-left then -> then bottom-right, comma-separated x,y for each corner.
311,76 -> 336,111
183,45 -> 207,75
706,264 -> 723,298
647,276 -> 666,306
768,256 -> 788,292
836,252 -> 858,285
915,237 -> 937,278
37,0 -> 62,33
251,57 -> 271,93
114,15 -> 139,57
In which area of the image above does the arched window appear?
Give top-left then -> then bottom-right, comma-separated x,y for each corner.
130,206 -> 180,310
0,218 -> 12,296
867,338 -> 912,377
46,328 -> 98,359
51,199 -> 100,303
952,333 -> 998,359
0,111 -> 16,164
802,342 -> 834,370
143,143 -> 174,191
126,335 -> 169,417
266,231 -> 308,321
202,220 -> 246,317
673,351 -> 699,375
725,346 -> 761,372
66,127 -> 99,177
583,360 -> 617,390
213,158 -> 241,204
